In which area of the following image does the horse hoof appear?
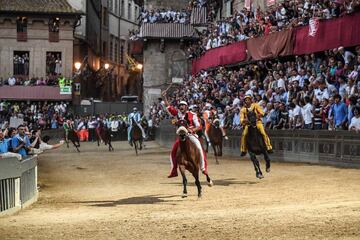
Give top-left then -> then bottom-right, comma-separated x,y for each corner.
256,173 -> 264,179
216,161 -> 219,165
266,168 -> 271,173
182,194 -> 187,198
208,180 -> 214,187
197,195 -> 202,199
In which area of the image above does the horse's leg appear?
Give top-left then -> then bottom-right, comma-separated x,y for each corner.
205,140 -> 209,153
193,171 -> 202,198
205,173 -> 214,187
179,165 -> 187,198
212,144 -> 219,164
139,139 -> 143,150
264,151 -> 271,173
97,134 -> 100,146
134,141 -> 138,155
250,153 -> 263,179
72,140 -> 80,153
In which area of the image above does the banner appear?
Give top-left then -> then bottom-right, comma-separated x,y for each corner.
192,41 -> 247,74
246,29 -> 294,61
294,12 -> 360,55
60,86 -> 72,95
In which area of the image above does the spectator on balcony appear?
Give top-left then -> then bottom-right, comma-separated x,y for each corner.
301,96 -> 313,129
11,124 -> 32,158
8,76 -> 16,86
0,128 -> 22,160
349,106 -> 360,132
331,94 -> 348,130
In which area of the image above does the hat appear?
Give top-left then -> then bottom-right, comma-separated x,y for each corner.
179,101 -> 188,106
244,95 -> 253,100
133,107 -> 138,111
205,103 -> 212,108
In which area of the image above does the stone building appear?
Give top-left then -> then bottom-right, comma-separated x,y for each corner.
140,0 -> 196,114
69,0 -> 141,102
0,0 -> 81,80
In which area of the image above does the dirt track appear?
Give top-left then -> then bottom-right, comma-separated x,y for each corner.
0,141 -> 359,240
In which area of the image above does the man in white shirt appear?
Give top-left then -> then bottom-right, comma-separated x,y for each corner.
8,76 -> 16,86
302,96 -> 313,129
314,82 -> 329,101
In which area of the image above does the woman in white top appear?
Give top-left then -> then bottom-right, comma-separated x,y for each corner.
349,107 -> 360,132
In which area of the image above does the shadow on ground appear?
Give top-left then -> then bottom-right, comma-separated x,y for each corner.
162,178 -> 258,187
74,195 -> 181,207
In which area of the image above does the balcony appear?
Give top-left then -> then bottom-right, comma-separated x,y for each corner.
17,32 -> 27,42
0,86 -> 72,101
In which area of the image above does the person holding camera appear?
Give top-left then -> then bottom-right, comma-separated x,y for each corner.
11,125 -> 32,158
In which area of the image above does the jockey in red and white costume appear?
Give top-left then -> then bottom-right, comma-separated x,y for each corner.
166,100 -> 208,178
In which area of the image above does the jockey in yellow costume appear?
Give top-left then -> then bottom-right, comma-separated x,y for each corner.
240,95 -> 273,156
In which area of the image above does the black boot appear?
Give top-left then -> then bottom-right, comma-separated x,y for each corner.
267,149 -> 274,154
240,151 -> 247,156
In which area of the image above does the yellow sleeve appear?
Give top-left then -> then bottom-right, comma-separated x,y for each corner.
253,103 -> 264,117
240,108 -> 247,125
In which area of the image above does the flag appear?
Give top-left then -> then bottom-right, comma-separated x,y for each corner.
308,17 -> 319,37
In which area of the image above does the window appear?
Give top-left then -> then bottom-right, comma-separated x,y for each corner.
16,17 -> 27,41
46,52 -> 62,76
109,0 -> 113,12
115,0 -> 118,15
115,42 -> 119,63
120,41 -> 125,64
121,0 -> 125,16
128,3 -> 132,20
13,51 -> 30,76
49,17 -> 60,42
110,40 -> 113,61
103,41 -> 107,58
102,7 -> 108,26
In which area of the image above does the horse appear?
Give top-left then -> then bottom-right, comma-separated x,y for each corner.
205,119 -> 223,164
245,110 -> 271,179
130,119 -> 143,155
65,129 -> 80,152
95,122 -> 114,152
176,119 -> 213,198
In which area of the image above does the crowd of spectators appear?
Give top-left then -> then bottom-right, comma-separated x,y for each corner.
139,9 -> 191,24
0,101 -> 69,131
0,75 -> 64,87
152,45 -> 360,132
187,0 -> 360,59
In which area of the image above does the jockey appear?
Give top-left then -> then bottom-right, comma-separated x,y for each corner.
202,103 -> 213,145
127,107 -> 146,146
240,95 -> 273,156
203,103 -> 229,145
63,117 -> 74,142
165,100 -> 208,178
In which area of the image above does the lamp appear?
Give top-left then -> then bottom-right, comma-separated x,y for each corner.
104,63 -> 110,69
74,62 -> 81,70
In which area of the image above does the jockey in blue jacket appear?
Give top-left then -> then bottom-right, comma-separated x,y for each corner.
128,107 -> 146,146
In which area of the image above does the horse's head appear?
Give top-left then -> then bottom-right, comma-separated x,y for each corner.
212,119 -> 220,128
176,119 -> 189,141
247,111 -> 257,127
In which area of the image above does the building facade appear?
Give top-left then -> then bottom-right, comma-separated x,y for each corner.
0,0 -> 81,80
69,0 -> 141,102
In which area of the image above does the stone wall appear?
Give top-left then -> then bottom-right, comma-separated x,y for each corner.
156,121 -> 360,168
143,40 -> 187,115
0,16 -> 75,79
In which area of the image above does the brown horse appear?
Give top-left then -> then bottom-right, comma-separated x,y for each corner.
130,119 -> 143,155
176,119 -> 213,198
65,129 -> 80,152
95,124 -> 114,152
205,119 -> 223,164
245,110 -> 271,179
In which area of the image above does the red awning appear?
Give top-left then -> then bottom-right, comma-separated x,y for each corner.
0,86 -> 72,101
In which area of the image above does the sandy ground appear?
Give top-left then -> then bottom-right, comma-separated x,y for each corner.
0,141 -> 359,240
